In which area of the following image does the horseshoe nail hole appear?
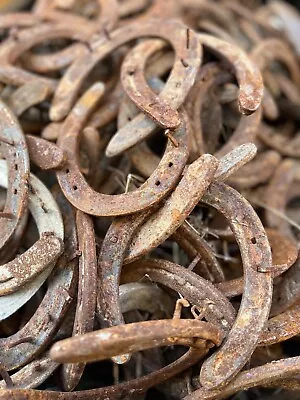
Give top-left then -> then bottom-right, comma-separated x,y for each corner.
251,237 -> 257,244
168,162 -> 173,167
155,180 -> 161,186
128,69 -> 135,76
14,189 -> 17,195
181,59 -> 189,68
73,185 -> 78,191
66,169 -> 70,174
14,164 -> 18,171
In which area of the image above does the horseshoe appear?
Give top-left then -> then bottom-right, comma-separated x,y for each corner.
106,38 -> 193,156
107,31 -> 263,157
61,211 -> 97,392
120,33 -> 200,129
0,23 -> 91,89
125,154 -> 218,262
122,259 -> 236,329
57,83 -> 190,216
227,150 -> 281,189
197,32 -> 264,115
180,0 -> 235,37
216,228 -> 298,298
50,19 -> 202,122
21,43 -> 89,74
50,319 -> 224,364
34,0 -> 119,34
0,98 -> 30,252
0,348 -> 206,399
184,355 -> 300,400
0,356 -> 58,389
0,13 -> 38,30
263,159 -> 296,240
8,81 -> 50,117
199,182 -> 273,389
99,249 -> 235,353
0,188 -> 76,370
259,122 -> 300,158
260,301 -> 300,346
0,162 -> 63,297
251,38 -> 300,87
125,143 -> 257,263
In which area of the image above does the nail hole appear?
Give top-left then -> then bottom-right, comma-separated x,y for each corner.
66,169 -> 70,174
128,69 -> 135,76
73,185 -> 78,190
251,237 -> 256,244
155,181 -> 161,186
168,162 -> 173,167
181,59 -> 189,68
14,189 -> 17,195
14,164 -> 18,170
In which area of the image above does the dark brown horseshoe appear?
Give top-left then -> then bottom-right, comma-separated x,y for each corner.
50,19 -> 202,121
199,182 -> 273,389
57,83 -> 190,216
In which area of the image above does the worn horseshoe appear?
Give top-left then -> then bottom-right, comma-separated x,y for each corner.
122,259 -> 236,329
50,19 -> 202,122
0,98 -> 30,253
0,188 -> 76,370
0,23 -> 91,89
199,182 -> 273,389
61,211 -> 97,392
0,160 -> 64,321
125,143 -> 257,263
50,319 -> 224,364
197,32 -> 264,115
57,83 -> 190,216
